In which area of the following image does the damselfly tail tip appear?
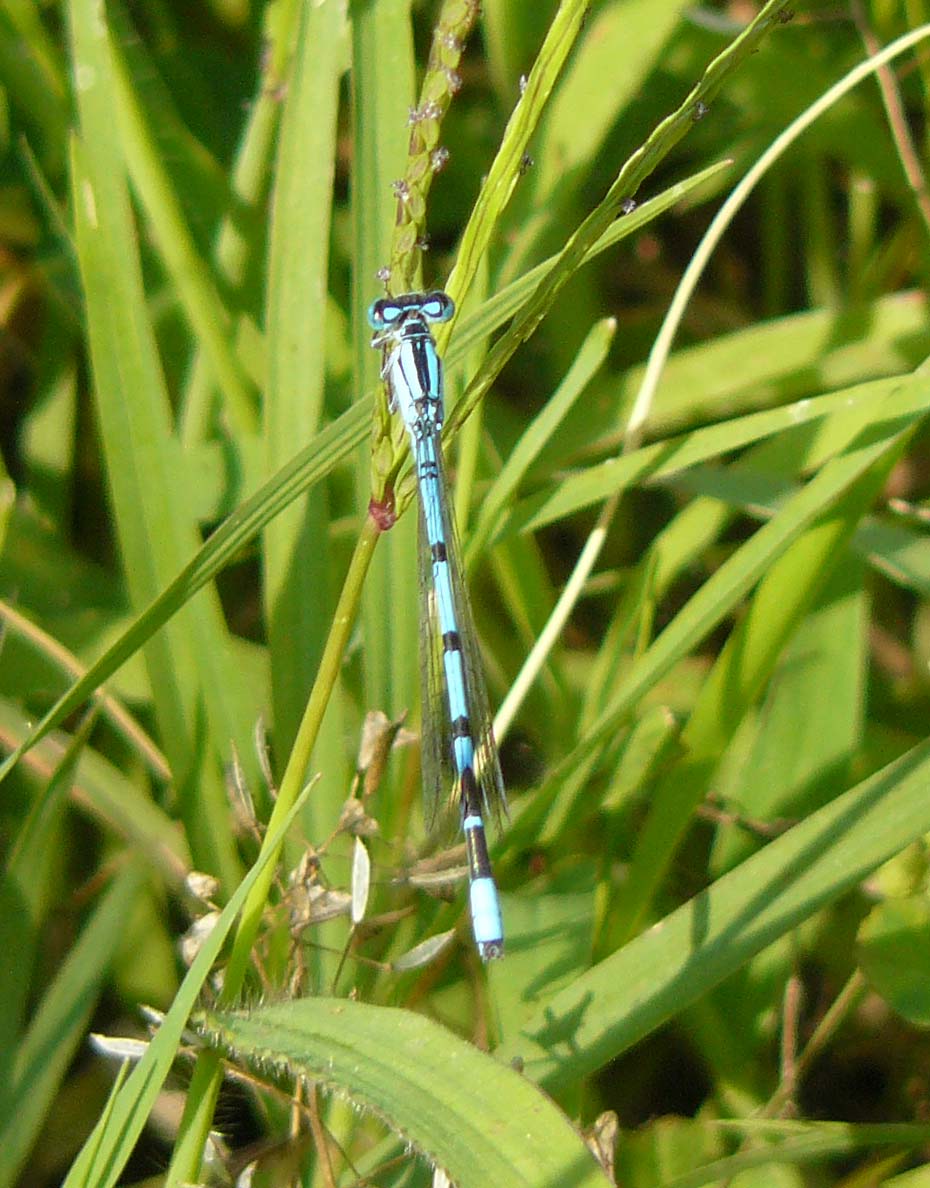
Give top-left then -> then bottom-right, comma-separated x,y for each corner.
470,875 -> 504,961
478,938 -> 505,961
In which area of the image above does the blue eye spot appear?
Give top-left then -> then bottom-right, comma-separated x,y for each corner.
422,292 -> 454,323
368,298 -> 403,329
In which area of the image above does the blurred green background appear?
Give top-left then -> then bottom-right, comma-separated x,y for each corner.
5,1 -> 930,1185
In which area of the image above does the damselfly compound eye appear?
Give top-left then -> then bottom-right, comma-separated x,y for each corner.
421,292 -> 454,323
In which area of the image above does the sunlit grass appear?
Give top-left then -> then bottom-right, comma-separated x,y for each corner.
3,1 -> 930,1185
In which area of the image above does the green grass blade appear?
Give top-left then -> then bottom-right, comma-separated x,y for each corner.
615,440 -> 903,943
109,12 -> 258,436
445,159 -> 733,372
0,399 -> 368,785
541,289 -> 930,465
663,1120 -> 930,1188
60,783 -> 314,1188
500,0 -> 693,281
659,454 -> 930,603
511,381 -> 925,850
178,0 -> 301,445
197,998 -> 612,1188
0,700 -> 189,884
440,0 -> 589,323
467,316 -> 616,563
68,11 -> 247,877
351,0 -> 418,817
496,373 -> 930,542
712,557 -> 867,874
445,0 -> 795,437
582,397 -> 917,751
263,0 -> 345,761
498,735 -> 930,1094
0,865 -> 143,1188
0,1 -> 67,178
0,709 -> 96,1147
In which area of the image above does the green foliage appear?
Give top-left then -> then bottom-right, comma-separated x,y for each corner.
196,999 -> 612,1188
3,0 -> 930,1185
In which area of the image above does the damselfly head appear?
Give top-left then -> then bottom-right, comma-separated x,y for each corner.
367,290 -> 455,333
